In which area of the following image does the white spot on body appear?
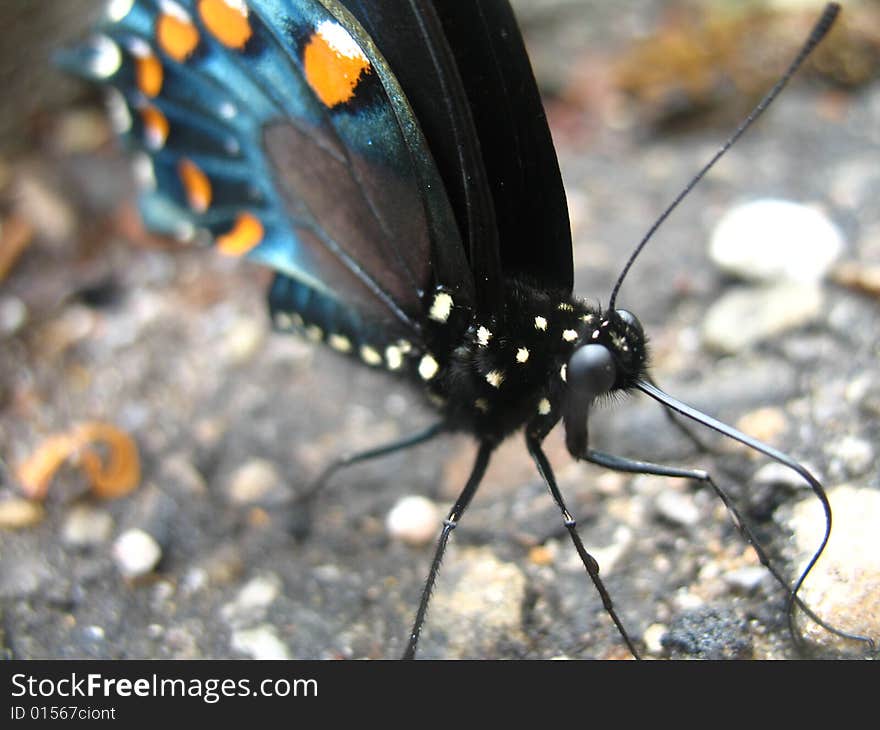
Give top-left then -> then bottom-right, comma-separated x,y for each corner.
558,303 -> 574,312
485,370 -> 505,388
429,292 -> 454,323
534,316 -> 548,331
476,326 -> 492,347
516,347 -> 530,364
419,354 -> 439,380
538,398 -> 551,415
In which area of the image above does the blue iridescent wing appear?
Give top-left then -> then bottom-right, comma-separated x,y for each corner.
60,0 -> 475,355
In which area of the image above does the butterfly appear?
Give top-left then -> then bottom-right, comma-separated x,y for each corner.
60,0 -> 873,659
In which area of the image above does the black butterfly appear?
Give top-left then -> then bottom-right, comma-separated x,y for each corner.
61,0 -> 873,658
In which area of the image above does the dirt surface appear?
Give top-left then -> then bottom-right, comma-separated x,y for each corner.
1,0 -> 878,660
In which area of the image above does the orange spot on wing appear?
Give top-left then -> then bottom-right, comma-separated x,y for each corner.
217,212 -> 265,256
199,0 -> 253,49
178,158 -> 212,213
136,53 -> 163,97
157,12 -> 200,62
140,105 -> 170,149
303,25 -> 372,108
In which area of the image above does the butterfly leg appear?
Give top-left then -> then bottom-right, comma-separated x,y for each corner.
525,433 -> 642,659
402,440 -> 494,659
583,448 -> 875,653
289,422 -> 445,539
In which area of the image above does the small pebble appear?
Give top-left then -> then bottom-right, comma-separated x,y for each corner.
752,461 -> 821,491
723,566 -> 768,592
0,296 -> 27,336
709,199 -> 844,284
113,528 -> 162,578
642,623 -> 668,655
828,435 -> 874,477
385,495 -> 439,547
231,625 -> 291,660
654,490 -> 701,527
701,282 -> 823,354
225,459 -> 283,505
223,316 -> 265,364
0,499 -> 44,529
62,504 -> 114,547
221,573 -> 282,627
735,406 -> 788,446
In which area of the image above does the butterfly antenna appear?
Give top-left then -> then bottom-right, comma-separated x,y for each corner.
608,2 -> 840,312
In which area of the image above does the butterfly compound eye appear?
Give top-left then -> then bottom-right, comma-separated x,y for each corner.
562,344 -> 618,457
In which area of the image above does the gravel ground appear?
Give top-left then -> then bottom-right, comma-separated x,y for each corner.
1,0 -> 878,660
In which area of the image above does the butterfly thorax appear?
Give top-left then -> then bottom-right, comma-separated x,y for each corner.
414,277 -> 649,445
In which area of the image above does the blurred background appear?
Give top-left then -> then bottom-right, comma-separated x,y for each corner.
1,0 -> 878,659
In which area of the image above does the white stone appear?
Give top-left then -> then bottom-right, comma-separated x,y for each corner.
709,199 -> 844,284
385,495 -> 439,547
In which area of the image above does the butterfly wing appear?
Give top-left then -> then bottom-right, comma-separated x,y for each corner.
344,0 -> 574,313
431,0 -> 574,296
60,0 -> 476,353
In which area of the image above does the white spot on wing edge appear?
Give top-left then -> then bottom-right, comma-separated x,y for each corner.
419,354 -> 439,380
560,364 -> 567,382
562,329 -> 578,342
105,88 -> 131,133
328,334 -> 352,353
360,345 -> 382,367
106,0 -> 135,22
89,35 -> 123,78
385,345 -> 403,371
316,19 -> 369,62
537,398 -> 551,416
158,0 -> 192,23
132,153 -> 157,190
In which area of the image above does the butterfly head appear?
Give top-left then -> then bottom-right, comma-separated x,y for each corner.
561,308 -> 648,457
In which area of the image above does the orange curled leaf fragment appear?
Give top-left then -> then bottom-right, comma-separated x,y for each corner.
16,422 -> 141,501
